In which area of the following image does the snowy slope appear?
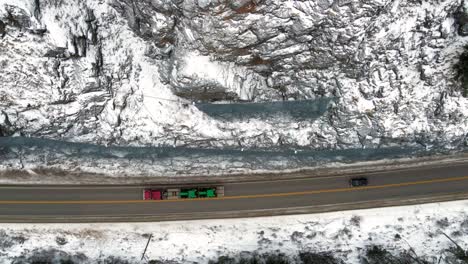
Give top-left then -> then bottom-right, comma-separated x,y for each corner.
0,200 -> 467,263
0,0 -> 467,151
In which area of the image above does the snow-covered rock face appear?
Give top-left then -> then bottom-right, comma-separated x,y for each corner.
0,0 -> 468,150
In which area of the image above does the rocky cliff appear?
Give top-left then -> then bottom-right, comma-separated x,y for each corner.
0,0 -> 467,151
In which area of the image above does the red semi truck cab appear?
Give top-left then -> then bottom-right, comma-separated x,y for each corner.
143,189 -> 163,200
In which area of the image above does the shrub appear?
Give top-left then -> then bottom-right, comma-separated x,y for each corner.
299,252 -> 343,264
209,252 -> 291,264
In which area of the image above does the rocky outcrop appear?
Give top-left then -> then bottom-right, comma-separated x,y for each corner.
0,111 -> 13,137
455,1 -> 468,36
0,0 -> 467,152
0,20 -> 5,37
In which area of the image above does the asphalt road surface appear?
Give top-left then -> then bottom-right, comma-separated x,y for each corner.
0,162 -> 468,222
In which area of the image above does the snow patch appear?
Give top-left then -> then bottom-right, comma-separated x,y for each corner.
0,200 -> 467,263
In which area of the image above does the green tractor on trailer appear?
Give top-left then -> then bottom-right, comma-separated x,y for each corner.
144,186 -> 224,200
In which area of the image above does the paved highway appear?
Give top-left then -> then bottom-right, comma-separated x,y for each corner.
0,162 -> 467,222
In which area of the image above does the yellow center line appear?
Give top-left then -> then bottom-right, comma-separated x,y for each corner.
0,175 -> 468,204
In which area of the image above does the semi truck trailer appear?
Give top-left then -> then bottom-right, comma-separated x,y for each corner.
143,186 -> 224,200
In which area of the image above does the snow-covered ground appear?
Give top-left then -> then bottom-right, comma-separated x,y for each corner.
0,200 -> 467,263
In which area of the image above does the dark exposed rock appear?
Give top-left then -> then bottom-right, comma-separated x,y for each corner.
5,5 -> 31,29
0,111 -> 13,137
33,0 -> 41,20
52,60 -> 61,77
454,3 -> 468,36
91,46 -> 103,77
85,7 -> 96,22
30,27 -> 47,35
44,47 -> 68,58
454,45 -> 468,97
85,8 -> 99,45
0,20 -> 5,37
72,35 -> 87,57
175,89 -> 240,102
110,0 -> 178,44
